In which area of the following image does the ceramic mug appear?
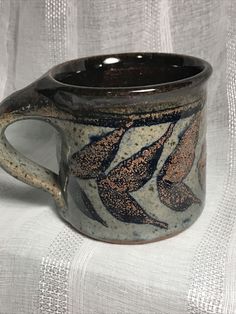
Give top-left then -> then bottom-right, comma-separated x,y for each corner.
0,53 -> 212,244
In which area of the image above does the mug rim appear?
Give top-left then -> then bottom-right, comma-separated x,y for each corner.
47,52 -> 212,96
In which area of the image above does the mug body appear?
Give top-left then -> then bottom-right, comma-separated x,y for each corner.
44,52 -> 211,243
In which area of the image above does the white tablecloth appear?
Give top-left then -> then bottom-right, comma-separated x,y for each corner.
0,1 -> 235,313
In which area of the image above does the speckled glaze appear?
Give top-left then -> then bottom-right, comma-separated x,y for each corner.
0,53 -> 212,243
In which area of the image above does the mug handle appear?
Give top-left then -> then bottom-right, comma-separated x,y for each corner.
0,83 -> 66,209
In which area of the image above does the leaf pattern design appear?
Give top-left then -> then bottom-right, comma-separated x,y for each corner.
68,177 -> 108,226
157,112 -> 202,211
158,111 -> 201,183
104,123 -> 175,193
157,180 -> 201,211
198,141 -> 206,190
97,174 -> 168,229
69,122 -> 132,179
69,109 -> 203,226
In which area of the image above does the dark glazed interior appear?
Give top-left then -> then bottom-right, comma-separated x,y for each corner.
52,53 -> 212,90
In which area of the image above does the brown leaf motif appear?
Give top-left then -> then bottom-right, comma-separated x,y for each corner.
97,174 -> 168,229
158,112 -> 201,183
198,141 -> 206,191
69,111 -> 202,226
157,112 -> 202,211
157,180 -> 201,211
69,122 -> 132,179
104,123 -> 175,193
95,124 -> 176,228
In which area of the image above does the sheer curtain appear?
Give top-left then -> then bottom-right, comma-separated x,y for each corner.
0,1 -> 235,313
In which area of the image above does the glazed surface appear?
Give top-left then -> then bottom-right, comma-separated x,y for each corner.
53,101 -> 206,242
0,52 -> 211,243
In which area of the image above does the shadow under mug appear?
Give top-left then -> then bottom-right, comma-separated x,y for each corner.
0,52 -> 212,244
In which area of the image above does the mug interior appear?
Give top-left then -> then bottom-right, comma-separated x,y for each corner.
52,53 -> 210,90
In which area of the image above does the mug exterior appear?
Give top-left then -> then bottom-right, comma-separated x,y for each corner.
46,52 -> 211,243
0,52 -> 212,243
59,108 -> 206,243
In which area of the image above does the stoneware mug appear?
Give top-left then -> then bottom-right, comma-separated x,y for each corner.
0,53 -> 212,244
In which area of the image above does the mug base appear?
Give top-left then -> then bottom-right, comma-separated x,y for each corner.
62,217 -> 190,245
59,202 -> 204,245
77,228 -> 183,244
